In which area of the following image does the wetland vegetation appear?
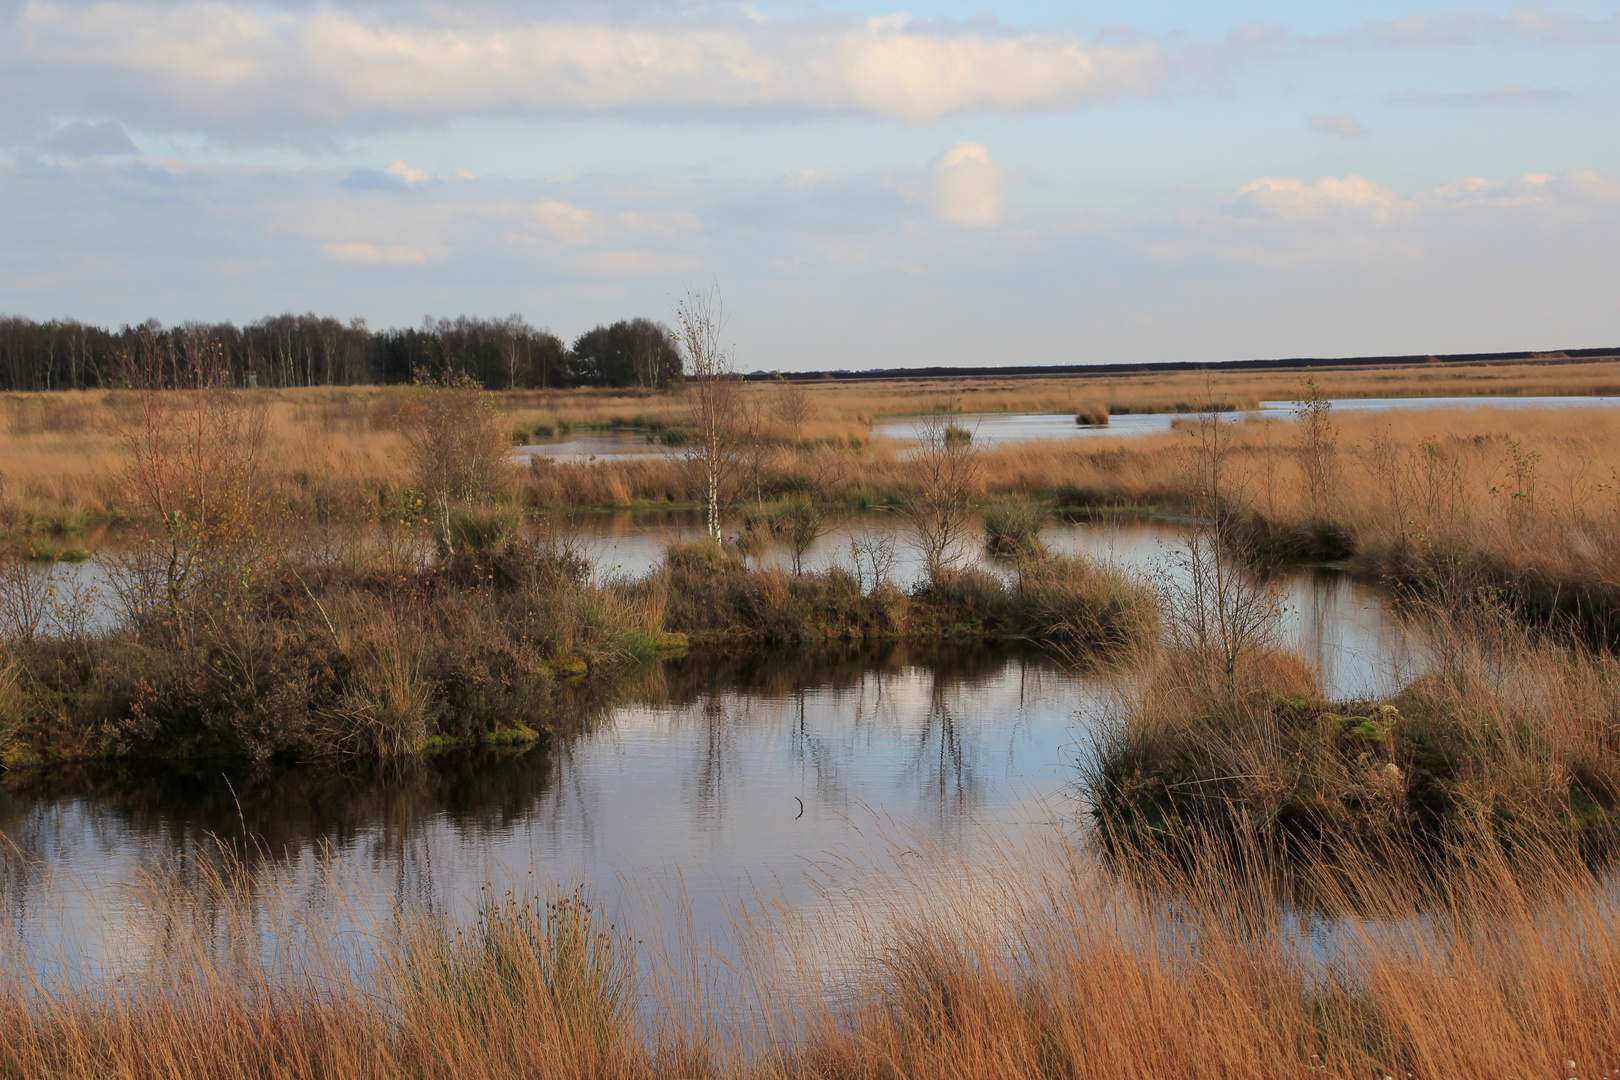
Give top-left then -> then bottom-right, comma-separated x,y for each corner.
4,333 -> 1620,1076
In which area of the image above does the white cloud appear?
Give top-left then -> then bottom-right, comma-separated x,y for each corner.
38,119 -> 139,156
534,199 -> 597,245
384,159 -> 428,183
580,250 -> 703,277
1555,168 -> 1620,204
0,2 -> 1187,142
1228,175 -> 1401,223
1306,114 -> 1368,138
616,209 -> 702,236
928,142 -> 1006,228
321,242 -> 427,264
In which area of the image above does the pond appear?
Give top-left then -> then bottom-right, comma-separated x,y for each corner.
2,512 -> 1423,990
871,395 -> 1620,447
511,395 -> 1620,461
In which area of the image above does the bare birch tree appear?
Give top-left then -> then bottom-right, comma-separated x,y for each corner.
903,408 -> 981,582
1293,376 -> 1338,518
111,328 -> 269,643
1162,399 -> 1281,691
674,285 -> 740,541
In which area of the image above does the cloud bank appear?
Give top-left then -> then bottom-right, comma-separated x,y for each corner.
6,146 -> 1618,364
1,2 -> 1191,143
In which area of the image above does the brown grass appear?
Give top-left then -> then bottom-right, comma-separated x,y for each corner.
5,381 -> 1619,629
1091,602 -> 1620,851
5,358 -> 1618,521
3,811 -> 1619,1078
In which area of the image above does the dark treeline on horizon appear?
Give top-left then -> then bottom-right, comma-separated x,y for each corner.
0,312 -> 685,392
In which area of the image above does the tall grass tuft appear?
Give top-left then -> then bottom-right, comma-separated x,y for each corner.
1087,598 -> 1620,852
397,885 -> 633,1057
1073,401 -> 1110,426
982,500 -> 1047,556
436,504 -> 523,562
1011,553 -> 1160,654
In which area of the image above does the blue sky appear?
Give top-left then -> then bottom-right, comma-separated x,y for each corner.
2,1 -> 1618,369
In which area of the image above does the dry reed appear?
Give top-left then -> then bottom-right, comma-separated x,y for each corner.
3,807 -> 1619,1078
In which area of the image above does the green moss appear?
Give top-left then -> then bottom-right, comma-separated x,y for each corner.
422,725 -> 542,753
549,655 -> 589,679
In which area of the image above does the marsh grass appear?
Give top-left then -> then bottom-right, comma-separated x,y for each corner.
398,885 -> 635,1057
1088,599 -> 1620,853
0,522 -> 667,765
8,357 -> 1617,527
5,803 -> 1620,1078
1072,401 -> 1109,426
6,385 -> 1619,643
658,541 -> 1156,653
981,499 -> 1046,556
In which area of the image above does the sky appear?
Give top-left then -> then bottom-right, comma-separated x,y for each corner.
2,0 -> 1619,370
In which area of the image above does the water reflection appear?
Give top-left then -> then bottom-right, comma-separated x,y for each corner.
0,643 -> 1103,964
4,511 -> 1431,980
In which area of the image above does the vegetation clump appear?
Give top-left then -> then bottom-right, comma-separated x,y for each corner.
0,528 -> 667,766
1073,401 -> 1110,426
659,542 -> 1156,654
982,500 -> 1047,556
1089,603 -> 1620,854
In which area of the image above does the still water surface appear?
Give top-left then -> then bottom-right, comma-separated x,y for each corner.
3,515 -> 1423,984
517,395 -> 1620,460
871,396 -> 1620,446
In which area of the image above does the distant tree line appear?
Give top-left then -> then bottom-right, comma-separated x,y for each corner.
0,313 -> 685,392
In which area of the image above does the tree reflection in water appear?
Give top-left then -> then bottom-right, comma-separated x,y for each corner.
1,641 -> 1091,933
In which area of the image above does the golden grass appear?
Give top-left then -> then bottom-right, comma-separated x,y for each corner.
4,811 -> 1620,1078
1090,602 -> 1620,850
5,358 -> 1617,519
760,355 -> 1620,423
5,381 -> 1620,630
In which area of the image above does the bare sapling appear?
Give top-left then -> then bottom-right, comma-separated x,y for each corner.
0,554 -> 53,645
770,373 -> 815,444
1163,397 -> 1282,690
673,285 -> 740,542
1499,435 -> 1541,531
736,384 -> 774,507
405,370 -> 510,560
112,327 -> 269,643
1292,375 -> 1338,519
904,404 -> 982,582
847,530 -> 898,593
